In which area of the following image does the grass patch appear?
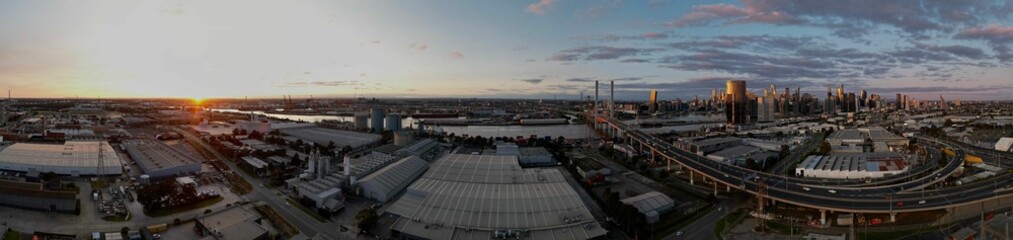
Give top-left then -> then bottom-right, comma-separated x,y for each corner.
144,196 -> 224,217
90,179 -> 110,189
714,209 -> 748,239
102,213 -> 130,222
285,198 -> 327,222
4,229 -> 21,240
764,220 -> 805,236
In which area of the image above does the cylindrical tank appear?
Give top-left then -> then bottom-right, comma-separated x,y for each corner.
385,113 -> 403,132
139,174 -> 151,185
353,113 -> 369,130
370,108 -> 385,133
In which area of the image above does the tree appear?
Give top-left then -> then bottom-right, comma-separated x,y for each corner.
355,208 -> 379,232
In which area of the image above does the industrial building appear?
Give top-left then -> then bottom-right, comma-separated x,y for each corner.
354,156 -> 428,203
278,125 -> 381,149
827,127 -> 908,153
0,179 -> 77,213
394,138 -> 440,160
387,154 -> 607,240
620,191 -> 676,223
0,141 -> 122,176
194,205 -> 269,240
689,137 -> 743,155
353,113 -> 369,131
794,152 -> 909,179
123,141 -> 202,180
996,137 -> 1013,152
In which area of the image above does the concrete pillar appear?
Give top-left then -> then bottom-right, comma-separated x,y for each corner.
666,157 -> 671,171
713,180 -> 718,195
726,184 -> 730,192
690,171 -> 694,185
890,213 -> 896,223
820,209 -> 827,226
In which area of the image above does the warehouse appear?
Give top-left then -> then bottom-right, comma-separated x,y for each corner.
620,191 -> 676,223
387,154 -> 607,240
123,141 -> 202,180
354,156 -> 428,203
0,179 -> 77,213
194,205 -> 269,240
794,152 -> 909,179
278,125 -> 381,149
0,141 -> 122,176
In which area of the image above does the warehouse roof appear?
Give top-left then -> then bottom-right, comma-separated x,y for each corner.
123,141 -> 201,173
279,126 -> 380,148
355,156 -> 428,197
386,154 -> 606,240
196,205 -> 267,240
0,141 -> 122,174
621,191 -> 675,214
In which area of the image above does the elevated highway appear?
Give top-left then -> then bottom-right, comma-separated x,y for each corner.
595,117 -> 1013,223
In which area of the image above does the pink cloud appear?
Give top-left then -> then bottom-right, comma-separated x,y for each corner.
665,4 -> 750,27
526,0 -> 556,15
956,25 -> 1013,43
640,32 -> 668,39
449,51 -> 464,59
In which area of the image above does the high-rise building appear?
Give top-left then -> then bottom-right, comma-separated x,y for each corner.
648,89 -> 658,113
725,80 -> 748,125
845,93 -> 857,112
837,84 -> 845,108
757,97 -> 773,122
860,89 -> 867,107
370,108 -> 385,133
896,93 -> 903,109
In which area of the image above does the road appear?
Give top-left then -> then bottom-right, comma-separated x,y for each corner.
173,128 -> 349,239
672,195 -> 744,240
603,117 -> 1013,214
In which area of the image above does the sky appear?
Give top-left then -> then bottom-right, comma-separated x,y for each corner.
0,0 -> 1011,101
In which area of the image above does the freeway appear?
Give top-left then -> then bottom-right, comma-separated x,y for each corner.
606,118 -> 1013,213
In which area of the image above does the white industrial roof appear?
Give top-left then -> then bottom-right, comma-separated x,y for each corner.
0,141 -> 122,175
620,191 -> 675,214
386,154 -> 606,240
996,137 -> 1013,152
355,156 -> 428,198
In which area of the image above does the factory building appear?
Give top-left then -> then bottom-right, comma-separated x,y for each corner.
0,141 -> 122,176
794,152 -> 909,179
620,191 -> 676,223
0,179 -> 77,213
123,141 -> 202,180
689,137 -> 744,155
354,156 -> 428,203
996,137 -> 1013,152
387,154 -> 607,239
394,138 -> 440,160
194,205 -> 269,240
827,127 -> 908,153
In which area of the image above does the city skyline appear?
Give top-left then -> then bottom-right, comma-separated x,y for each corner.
0,0 -> 1011,101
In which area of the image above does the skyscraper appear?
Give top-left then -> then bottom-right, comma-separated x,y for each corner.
648,89 -> 658,113
725,80 -> 747,125
836,84 -> 845,109
896,93 -> 903,109
757,96 -> 773,122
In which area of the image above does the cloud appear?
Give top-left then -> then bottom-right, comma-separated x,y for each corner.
619,58 -> 650,63
526,0 -> 556,15
275,81 -> 361,87
519,79 -> 544,84
569,32 -> 673,42
410,43 -> 428,51
579,0 -> 626,18
547,46 -> 661,61
955,25 -> 1013,45
449,51 -> 464,59
913,42 -> 988,60
667,1 -> 1009,39
564,76 -> 653,82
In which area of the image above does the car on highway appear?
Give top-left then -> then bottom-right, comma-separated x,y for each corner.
803,187 -> 811,191
918,200 -> 926,204
827,189 -> 836,194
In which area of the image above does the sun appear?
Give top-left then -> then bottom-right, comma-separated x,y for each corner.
191,97 -> 204,105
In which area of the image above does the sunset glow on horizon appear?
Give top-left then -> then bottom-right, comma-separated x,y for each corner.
0,0 -> 1011,100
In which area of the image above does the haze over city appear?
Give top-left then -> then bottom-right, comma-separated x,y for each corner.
1,0 -> 1011,100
